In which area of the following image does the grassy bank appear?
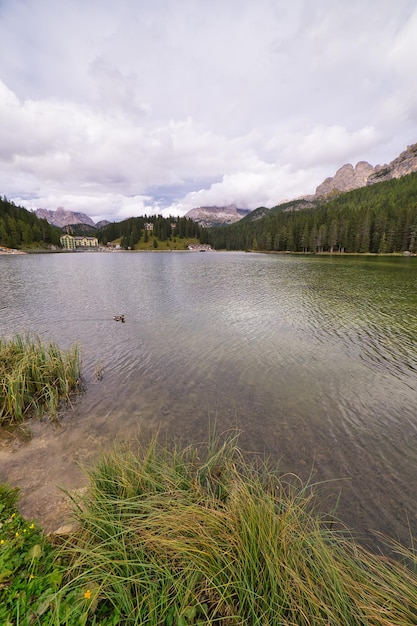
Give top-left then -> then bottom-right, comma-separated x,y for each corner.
1,435 -> 417,624
0,334 -> 81,425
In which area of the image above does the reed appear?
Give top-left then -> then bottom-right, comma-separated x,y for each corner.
53,434 -> 417,625
0,333 -> 81,425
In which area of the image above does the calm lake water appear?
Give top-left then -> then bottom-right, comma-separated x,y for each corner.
1,251 -> 417,550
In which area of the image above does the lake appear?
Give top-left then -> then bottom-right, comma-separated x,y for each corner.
1,251 -> 417,551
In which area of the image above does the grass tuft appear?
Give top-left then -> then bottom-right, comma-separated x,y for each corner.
52,434 -> 417,625
1,434 -> 417,623
0,333 -> 81,425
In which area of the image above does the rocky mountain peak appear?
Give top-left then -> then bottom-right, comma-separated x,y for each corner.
35,207 -> 96,228
367,142 -> 417,185
312,142 -> 417,200
185,204 -> 250,227
315,161 -> 374,197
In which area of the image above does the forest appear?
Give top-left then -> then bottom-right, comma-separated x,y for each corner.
0,196 -> 60,248
98,215 -> 203,249
203,171 -> 417,253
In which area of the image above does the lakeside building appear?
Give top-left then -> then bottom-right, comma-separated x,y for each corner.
60,234 -> 99,249
187,244 -> 212,251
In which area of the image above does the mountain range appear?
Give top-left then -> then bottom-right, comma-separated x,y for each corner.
34,142 -> 417,229
35,207 -> 110,230
35,206 -> 96,227
184,204 -> 251,227
307,142 -> 417,200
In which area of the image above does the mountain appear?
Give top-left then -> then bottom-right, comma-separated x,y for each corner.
62,223 -> 98,236
185,204 -> 251,227
367,142 -> 417,184
60,220 -> 110,236
35,207 -> 95,228
239,206 -> 271,222
314,161 -> 374,198
309,142 -> 417,200
95,220 -> 111,229
241,199 -> 318,223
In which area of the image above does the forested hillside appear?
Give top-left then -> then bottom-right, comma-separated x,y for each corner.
99,215 -> 203,249
0,197 -> 60,248
204,172 -> 417,253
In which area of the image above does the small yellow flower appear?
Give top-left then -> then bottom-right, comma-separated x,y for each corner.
15,532 -> 19,538
29,574 -> 35,580
29,523 -> 35,530
84,589 -> 92,599
11,513 -> 16,519
23,529 -> 27,533
0,539 -> 4,544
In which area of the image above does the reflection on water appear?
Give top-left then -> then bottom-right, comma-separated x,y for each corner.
1,252 -> 417,549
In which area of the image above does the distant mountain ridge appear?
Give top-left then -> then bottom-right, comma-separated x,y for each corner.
184,204 -> 251,227
36,206 -> 96,228
35,207 -> 111,230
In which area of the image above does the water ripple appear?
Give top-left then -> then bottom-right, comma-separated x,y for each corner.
1,252 -> 417,547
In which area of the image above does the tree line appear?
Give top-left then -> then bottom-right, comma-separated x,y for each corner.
0,197 -> 60,248
204,172 -> 417,253
99,215 -> 203,249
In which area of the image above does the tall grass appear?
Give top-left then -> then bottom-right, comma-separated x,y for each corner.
54,434 -> 417,625
0,333 -> 81,425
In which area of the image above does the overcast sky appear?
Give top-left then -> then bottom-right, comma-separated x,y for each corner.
0,0 -> 416,223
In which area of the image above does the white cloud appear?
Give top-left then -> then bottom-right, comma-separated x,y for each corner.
14,192 -> 155,224
277,125 -> 381,169
0,0 -> 416,222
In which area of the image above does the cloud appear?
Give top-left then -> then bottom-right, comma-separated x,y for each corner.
0,1 -> 416,221
172,162 -> 320,213
14,192 -> 155,224
276,125 -> 381,169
